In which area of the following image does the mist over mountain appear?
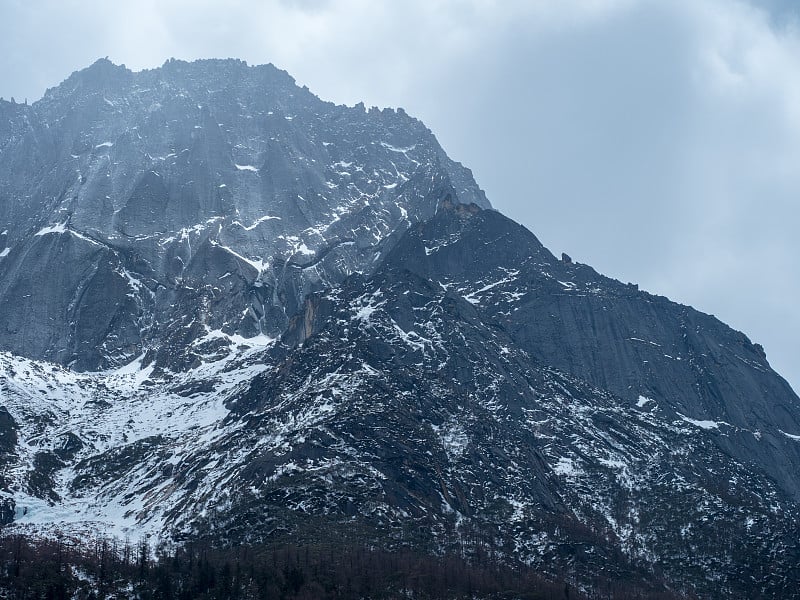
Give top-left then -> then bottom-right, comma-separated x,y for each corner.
1,59 -> 799,598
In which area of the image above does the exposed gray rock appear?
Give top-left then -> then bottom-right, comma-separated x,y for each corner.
0,58 -> 488,370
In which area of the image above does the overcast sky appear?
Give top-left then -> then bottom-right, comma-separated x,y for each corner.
1,0 -> 798,393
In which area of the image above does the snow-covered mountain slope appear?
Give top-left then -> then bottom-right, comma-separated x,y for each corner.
2,202 -> 799,596
0,332 -> 273,539
2,60 -> 800,598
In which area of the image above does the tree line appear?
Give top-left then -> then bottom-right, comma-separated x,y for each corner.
0,529 -> 692,599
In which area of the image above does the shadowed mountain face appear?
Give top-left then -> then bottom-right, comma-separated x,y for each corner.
383,204 -> 800,502
1,59 -> 799,598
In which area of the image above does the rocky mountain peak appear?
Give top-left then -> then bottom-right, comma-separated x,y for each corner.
1,60 -> 799,598
0,58 -> 488,370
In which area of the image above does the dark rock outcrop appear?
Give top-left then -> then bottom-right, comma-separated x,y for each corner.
384,205 -> 800,501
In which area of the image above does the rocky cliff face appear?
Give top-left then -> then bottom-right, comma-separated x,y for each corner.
1,60 -> 799,598
0,58 -> 486,371
384,203 -> 800,503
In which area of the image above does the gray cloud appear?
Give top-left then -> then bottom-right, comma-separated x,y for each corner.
1,0 -> 798,392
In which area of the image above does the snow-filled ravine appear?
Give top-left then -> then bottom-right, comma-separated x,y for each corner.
0,331 -> 274,542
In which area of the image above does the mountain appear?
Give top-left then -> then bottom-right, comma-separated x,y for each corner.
0,57 -> 486,371
1,59 -> 800,598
